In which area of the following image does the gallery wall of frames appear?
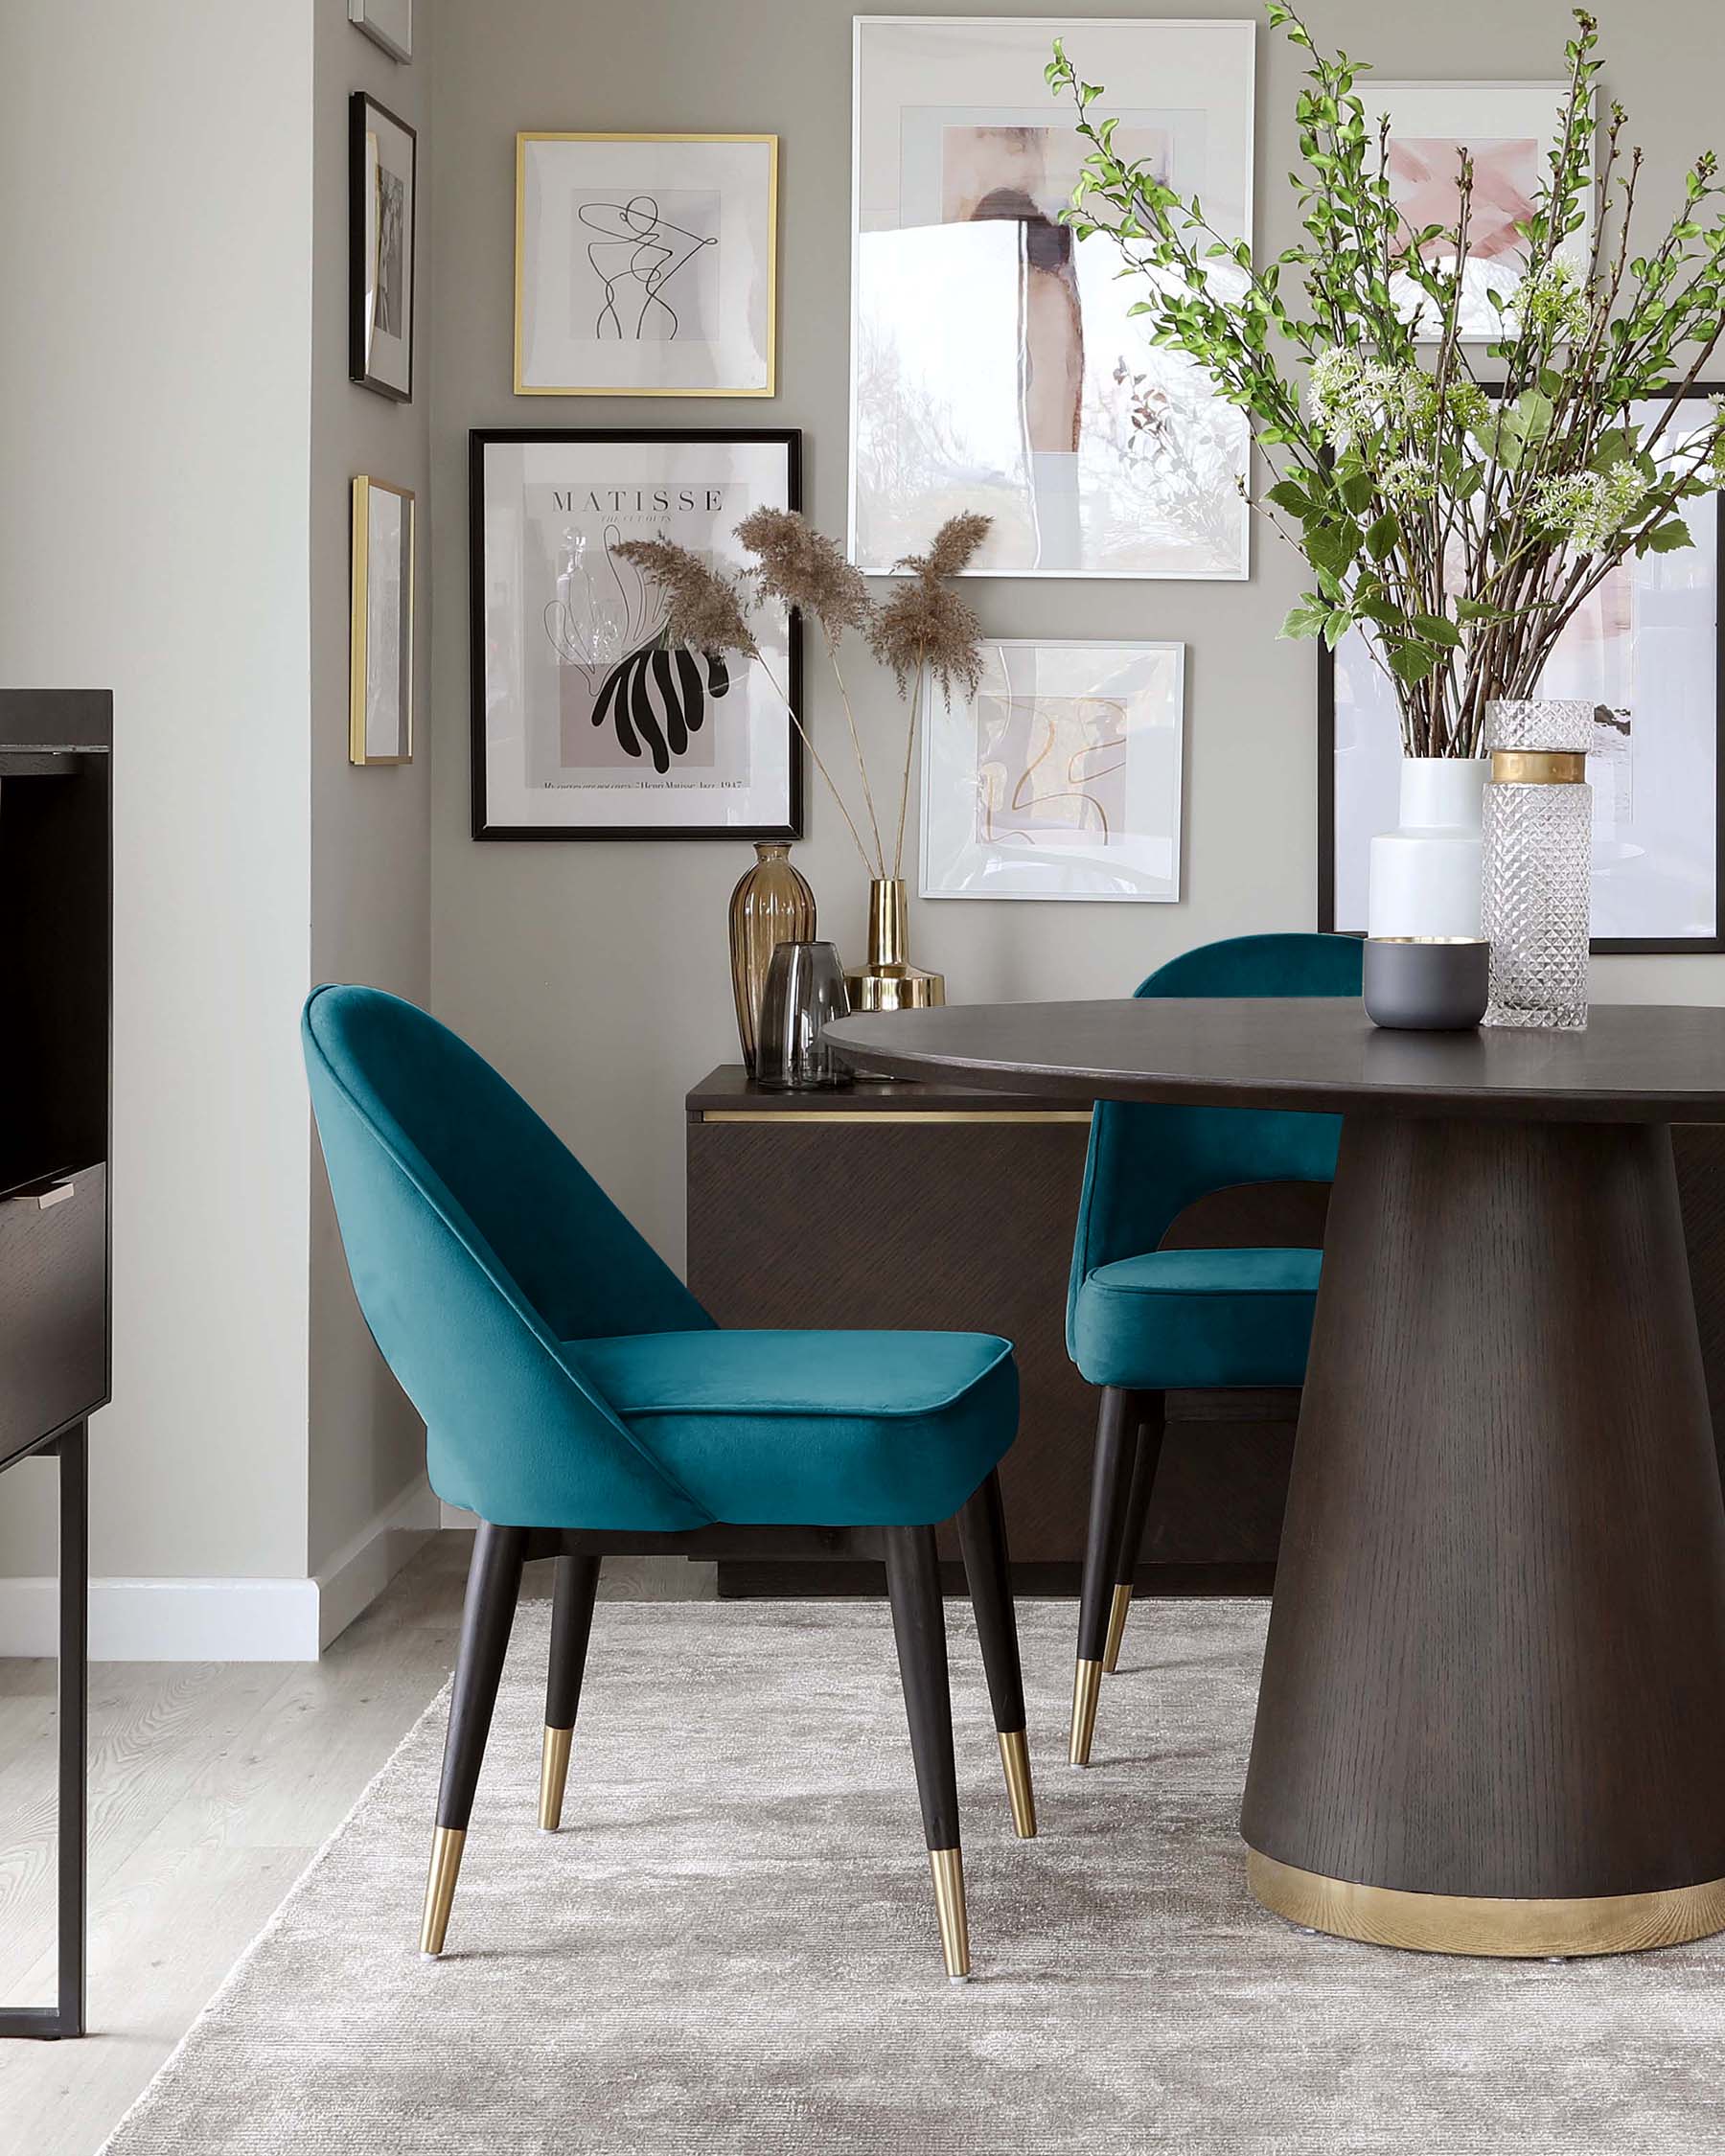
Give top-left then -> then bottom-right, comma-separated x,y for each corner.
353,7 -> 1721,950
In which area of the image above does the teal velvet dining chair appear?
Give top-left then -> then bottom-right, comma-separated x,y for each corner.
1064,932 -> 1364,1765
303,984 -> 1032,1983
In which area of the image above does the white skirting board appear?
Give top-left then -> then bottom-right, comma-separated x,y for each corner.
0,1478 -> 439,1662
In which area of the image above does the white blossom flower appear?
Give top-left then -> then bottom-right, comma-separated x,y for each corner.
1307,349 -> 1451,452
1443,380 -> 1491,438
1529,464 -> 1651,552
1377,456 -> 1438,502
1306,348 -> 1370,450
1505,260 -> 1592,344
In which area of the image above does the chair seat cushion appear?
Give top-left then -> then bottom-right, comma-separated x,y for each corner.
565,1330 -> 1018,1527
1070,1247 -> 1322,1390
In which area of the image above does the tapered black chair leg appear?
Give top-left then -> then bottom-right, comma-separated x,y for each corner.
1071,1387 -> 1138,1766
956,1471 -> 1036,1839
1103,1392 -> 1166,1676
422,1522 -> 528,1956
883,1524 -> 969,1981
540,1554 -> 601,1832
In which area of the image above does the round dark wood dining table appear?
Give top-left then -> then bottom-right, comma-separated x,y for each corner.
825,997 -> 1725,1958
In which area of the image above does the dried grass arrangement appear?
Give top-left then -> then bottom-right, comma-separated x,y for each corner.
615,512 -> 991,879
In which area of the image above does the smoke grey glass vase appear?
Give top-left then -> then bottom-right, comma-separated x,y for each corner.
755,940 -> 854,1092
1481,700 -> 1594,1031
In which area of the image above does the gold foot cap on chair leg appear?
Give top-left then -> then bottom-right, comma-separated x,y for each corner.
1101,1584 -> 1133,1675
1069,1659 -> 1103,1767
929,1846 -> 971,1982
997,1729 -> 1037,1839
539,1725 -> 573,1833
420,1825 -> 466,1958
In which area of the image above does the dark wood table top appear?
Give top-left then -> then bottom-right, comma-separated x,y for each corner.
825,999 -> 1725,1124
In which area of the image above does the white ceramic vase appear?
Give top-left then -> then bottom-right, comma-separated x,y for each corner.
1367,756 -> 1489,940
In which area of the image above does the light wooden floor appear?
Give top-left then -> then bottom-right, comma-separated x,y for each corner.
0,1535 -> 714,2156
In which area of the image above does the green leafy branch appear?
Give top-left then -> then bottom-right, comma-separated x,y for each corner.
1047,5 -> 1725,756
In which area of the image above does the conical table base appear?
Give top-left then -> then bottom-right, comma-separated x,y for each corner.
1241,1115 -> 1725,1955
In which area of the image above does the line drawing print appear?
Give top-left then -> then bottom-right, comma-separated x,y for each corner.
576,195 -> 715,340
979,697 -> 1129,845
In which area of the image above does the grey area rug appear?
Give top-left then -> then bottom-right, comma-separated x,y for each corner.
102,1599 -> 1725,2155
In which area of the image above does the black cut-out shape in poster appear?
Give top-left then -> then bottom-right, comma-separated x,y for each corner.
591,641 -> 732,774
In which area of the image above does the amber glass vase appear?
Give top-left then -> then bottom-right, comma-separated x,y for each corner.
727,842 -> 816,1073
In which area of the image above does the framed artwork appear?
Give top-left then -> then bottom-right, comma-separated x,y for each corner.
1321,393 -> 1724,954
348,0 -> 411,63
1372,81 -> 1593,340
471,429 -> 803,841
350,477 -> 414,767
515,134 -> 778,397
349,93 -> 417,401
921,639 -> 1184,901
850,15 -> 1254,579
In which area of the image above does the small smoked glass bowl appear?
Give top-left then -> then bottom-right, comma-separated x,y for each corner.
755,940 -> 855,1091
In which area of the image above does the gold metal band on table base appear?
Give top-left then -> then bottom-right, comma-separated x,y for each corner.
1490,749 -> 1587,786
1248,1847 -> 1725,1958
420,1825 -> 467,1958
928,1846 -> 971,1981
1101,1584 -> 1133,1675
1069,1659 -> 1103,1767
539,1724 -> 573,1833
997,1729 -> 1038,1839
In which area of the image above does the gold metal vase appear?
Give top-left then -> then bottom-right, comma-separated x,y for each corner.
728,842 -> 816,1073
842,877 -> 945,1014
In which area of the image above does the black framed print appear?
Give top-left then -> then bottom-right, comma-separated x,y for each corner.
349,92 -> 417,401
1321,391 -> 1725,955
470,428 -> 804,841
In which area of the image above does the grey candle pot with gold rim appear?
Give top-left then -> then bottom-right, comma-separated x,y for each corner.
1363,937 -> 1489,1030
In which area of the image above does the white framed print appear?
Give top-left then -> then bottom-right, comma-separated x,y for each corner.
471,428 -> 803,841
350,477 -> 414,766
1373,81 -> 1594,340
515,134 -> 778,396
921,639 -> 1184,901
851,15 -> 1254,579
348,0 -> 411,62
1322,392 -> 1723,953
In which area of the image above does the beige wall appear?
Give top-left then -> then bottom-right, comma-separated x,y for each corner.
0,0 -> 317,1580
428,0 -> 1725,1277
0,0 -> 437,1624
308,0 -> 435,1579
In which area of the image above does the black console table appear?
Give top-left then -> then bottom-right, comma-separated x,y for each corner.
0,690 -> 111,2040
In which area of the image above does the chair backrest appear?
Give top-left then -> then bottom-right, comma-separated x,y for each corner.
303,984 -> 713,1530
1067,933 -> 1363,1349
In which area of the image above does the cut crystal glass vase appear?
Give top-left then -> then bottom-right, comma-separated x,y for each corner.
1481,700 -> 1595,1031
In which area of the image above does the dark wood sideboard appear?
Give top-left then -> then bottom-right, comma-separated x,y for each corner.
687,1066 -> 1725,1601
0,690 -> 112,2041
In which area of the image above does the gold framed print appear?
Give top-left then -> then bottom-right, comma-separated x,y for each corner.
515,133 -> 778,397
350,476 -> 415,766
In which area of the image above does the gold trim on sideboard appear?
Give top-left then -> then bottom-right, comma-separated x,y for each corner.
697,1109 -> 1094,1125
